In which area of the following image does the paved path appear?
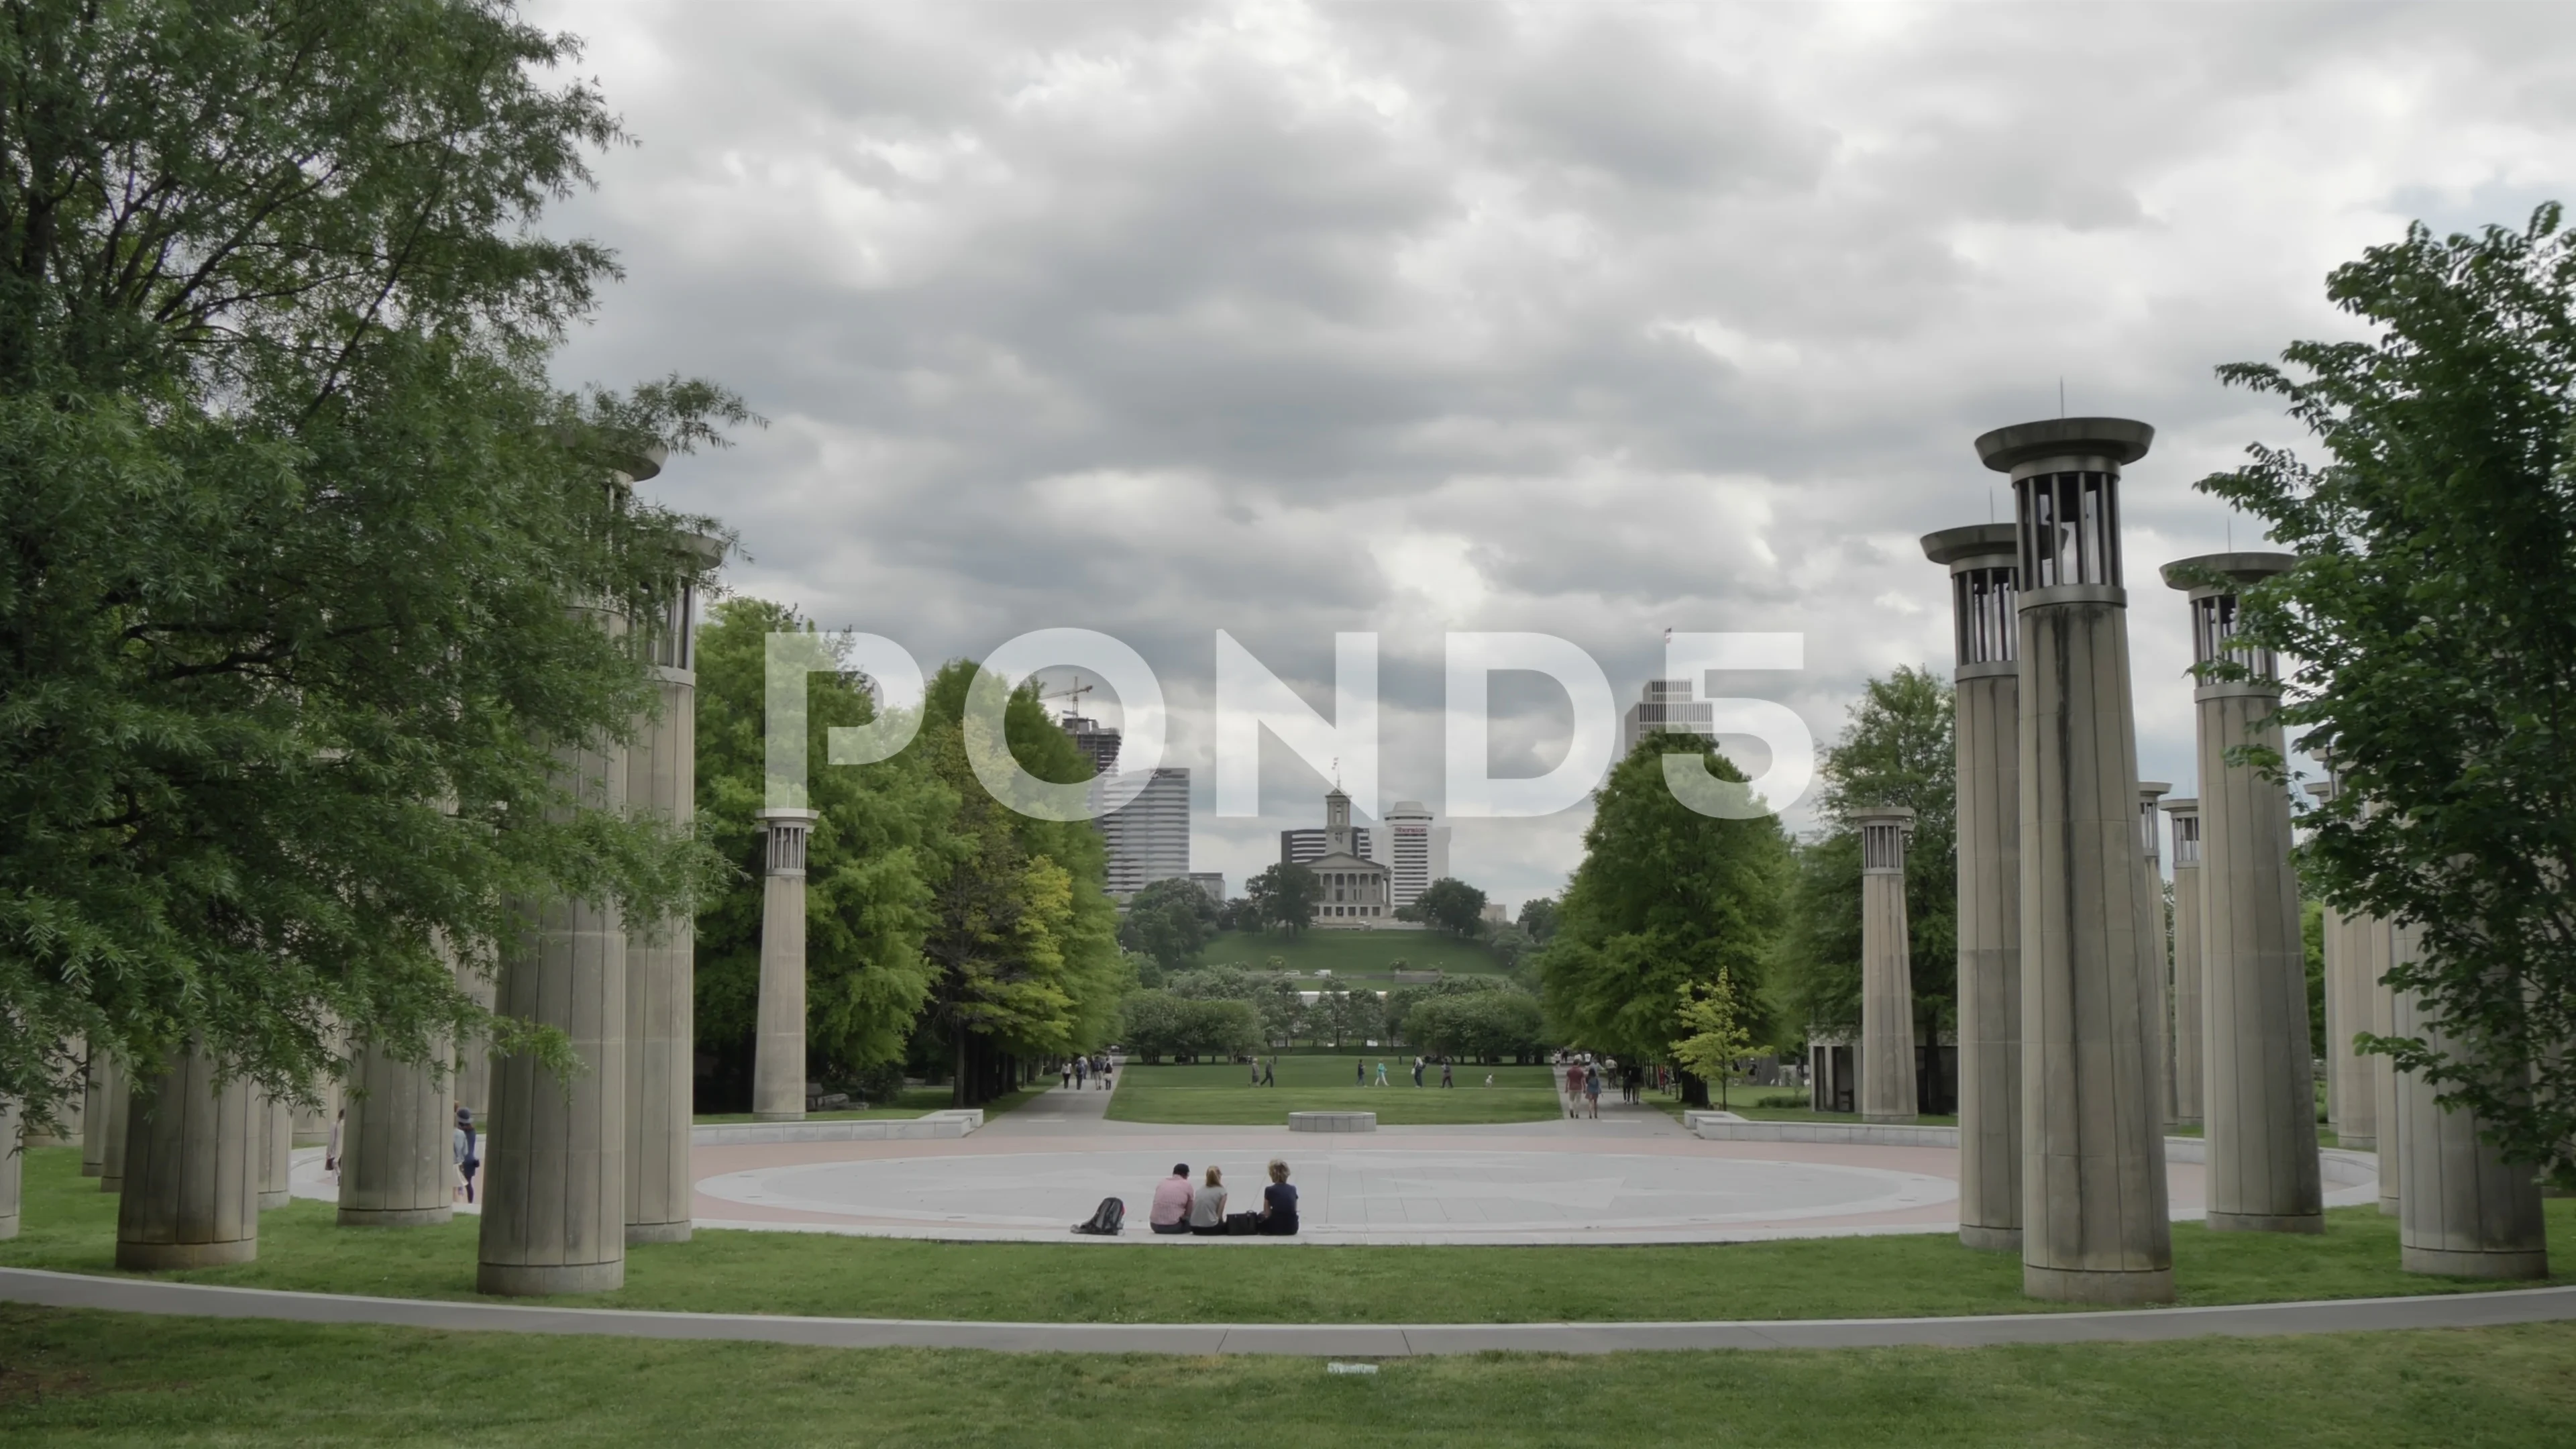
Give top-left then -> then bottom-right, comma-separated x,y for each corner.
4,1267 -> 2568,1356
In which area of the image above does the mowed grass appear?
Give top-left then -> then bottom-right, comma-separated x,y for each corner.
5,1305 -> 2575,1447
1195,929 -> 1510,985
5,1148 -> 2568,1326
1104,1055 -> 1564,1125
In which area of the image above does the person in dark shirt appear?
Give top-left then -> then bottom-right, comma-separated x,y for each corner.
1256,1158 -> 1300,1236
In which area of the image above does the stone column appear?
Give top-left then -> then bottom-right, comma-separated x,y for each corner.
478,728 -> 629,1295
257,1093 -> 292,1211
753,808 -> 818,1123
1856,808 -> 1918,1123
452,971 -> 497,1124
2159,798 -> 2205,1128
0,1099 -> 20,1240
81,1052 -> 117,1178
2162,553 -> 2322,1234
627,539 -> 718,1244
115,1045 -> 261,1269
23,1047 -> 82,1148
2135,782 -> 2173,1129
2308,765 -> 2378,1154
96,1057 -> 131,1195
1977,417 -> 2172,1305
290,1076 -> 340,1149
2390,928 -> 2548,1277
337,1040 -> 455,1227
1925,523 -> 2022,1250
2367,914 -> 2402,1214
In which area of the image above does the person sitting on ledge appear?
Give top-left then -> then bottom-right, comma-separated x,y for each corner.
1256,1159 -> 1299,1236
1187,1165 -> 1230,1236
1149,1163 -> 1195,1236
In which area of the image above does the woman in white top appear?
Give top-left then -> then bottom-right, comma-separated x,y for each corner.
1188,1165 -> 1230,1235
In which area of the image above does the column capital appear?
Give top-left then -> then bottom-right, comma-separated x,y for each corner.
757,808 -> 820,877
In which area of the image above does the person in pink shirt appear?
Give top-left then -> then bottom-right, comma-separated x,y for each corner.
1148,1163 -> 1195,1235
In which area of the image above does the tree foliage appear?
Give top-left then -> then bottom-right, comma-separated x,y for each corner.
1242,863 -> 1320,935
2200,204 -> 2576,1181
1118,990 -> 1260,1064
0,0 -> 747,1122
1770,667 -> 1957,1049
1537,737 -> 1791,1069
1401,988 -> 1548,1063
692,600 -> 947,1094
1117,877 -> 1217,973
1411,877 -> 1490,938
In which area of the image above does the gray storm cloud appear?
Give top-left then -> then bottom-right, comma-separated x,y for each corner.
535,0 -> 2576,906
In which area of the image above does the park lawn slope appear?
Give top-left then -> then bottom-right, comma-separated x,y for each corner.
1193,930 -> 1509,985
3,1148 -> 2569,1325
3,1305 -> 2575,1446
1104,1056 -> 1562,1125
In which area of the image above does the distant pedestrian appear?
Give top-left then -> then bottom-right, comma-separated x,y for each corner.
1250,1057 -> 1262,1087
1075,1057 -> 1088,1089
1583,1065 -> 1603,1119
1440,1060 -> 1454,1088
1411,1056 -> 1424,1088
1563,1062 -> 1585,1118
1356,1058 -> 1366,1087
325,1107 -> 345,1177
1373,1061 -> 1389,1087
452,1106 -> 479,1205
1099,1057 -> 1114,1090
1062,1060 -> 1073,1088
1261,1058 -> 1275,1087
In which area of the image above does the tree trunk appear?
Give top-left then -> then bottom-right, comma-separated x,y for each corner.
1680,1069 -> 1711,1109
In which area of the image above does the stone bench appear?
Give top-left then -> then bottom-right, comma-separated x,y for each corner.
1288,1111 -> 1377,1133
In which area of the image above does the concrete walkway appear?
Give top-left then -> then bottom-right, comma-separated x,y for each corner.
3,1267 -> 2569,1356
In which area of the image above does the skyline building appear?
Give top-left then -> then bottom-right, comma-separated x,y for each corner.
1381,798 -> 1450,908
1096,767 -> 1191,898
1619,678 -> 1717,759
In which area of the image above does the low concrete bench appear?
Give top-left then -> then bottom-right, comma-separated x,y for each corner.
1288,1111 -> 1377,1133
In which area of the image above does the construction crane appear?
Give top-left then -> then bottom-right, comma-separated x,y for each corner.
1039,675 -> 1093,720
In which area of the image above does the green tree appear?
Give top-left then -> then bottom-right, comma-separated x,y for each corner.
1413,877 -> 1490,938
1671,972 -> 1756,1109
1537,737 -> 1792,1105
1404,988 -> 1547,1063
1244,863 -> 1320,936
2200,204 -> 2576,1183
692,600 -> 947,1106
0,0 -> 746,1122
912,662 -> 1129,1104
1518,897 -> 1562,944
1116,990 -> 1258,1064
1770,667 -> 1957,1099
1117,877 -> 1217,973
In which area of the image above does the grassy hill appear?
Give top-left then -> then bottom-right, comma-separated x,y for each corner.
1189,928 -> 1512,985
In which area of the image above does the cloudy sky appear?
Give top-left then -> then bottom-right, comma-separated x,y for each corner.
532,0 -> 2576,910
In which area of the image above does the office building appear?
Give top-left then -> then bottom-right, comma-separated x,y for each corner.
1096,767 -> 1190,898
1620,678 -> 1717,759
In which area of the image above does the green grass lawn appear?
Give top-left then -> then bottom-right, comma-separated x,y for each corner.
1193,929 -> 1511,985
4,1305 -> 2573,1446
5,1148 -> 2566,1326
1105,1056 -> 1563,1125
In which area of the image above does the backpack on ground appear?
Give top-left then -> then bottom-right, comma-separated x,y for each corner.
1072,1197 -> 1126,1235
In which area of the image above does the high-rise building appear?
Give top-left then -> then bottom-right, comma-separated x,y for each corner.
1381,799 -> 1450,908
1095,767 -> 1190,898
1279,826 -> 1371,866
1620,679 -> 1716,759
1060,713 -> 1122,775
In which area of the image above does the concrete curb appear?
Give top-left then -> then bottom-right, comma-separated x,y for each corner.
4,1267 -> 2569,1356
690,1110 -> 983,1146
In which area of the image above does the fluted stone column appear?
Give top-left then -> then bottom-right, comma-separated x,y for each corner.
96,1057 -> 131,1195
81,1052 -> 117,1178
2163,553 -> 2322,1234
115,1045 -> 261,1269
257,1093 -> 291,1211
2365,914 -> 2402,1214
478,728 -> 630,1295
453,971 -> 497,1123
2135,782 -> 2173,1128
627,538 -> 718,1244
1978,417 -> 2172,1305
2159,798 -> 2205,1128
753,808 -> 818,1123
0,1100 -> 21,1240
24,1048 -> 81,1148
1856,808 -> 1919,1123
2390,928 -> 2547,1277
1926,523 -> 2022,1250
2307,766 -> 2378,1152
337,1040 -> 455,1227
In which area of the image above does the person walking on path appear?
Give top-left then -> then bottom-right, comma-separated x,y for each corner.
1563,1061 -> 1585,1118
1355,1058 -> 1366,1087
1440,1060 -> 1454,1088
452,1107 -> 479,1205
1061,1060 -> 1073,1089
1098,1057 -> 1114,1091
1373,1060 -> 1389,1087
1250,1057 -> 1261,1087
1411,1056 -> 1425,1087
1260,1058 -> 1275,1087
1073,1057 -> 1087,1090
1582,1065 -> 1603,1119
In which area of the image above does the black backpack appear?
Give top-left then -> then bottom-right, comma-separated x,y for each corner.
1072,1197 -> 1126,1235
